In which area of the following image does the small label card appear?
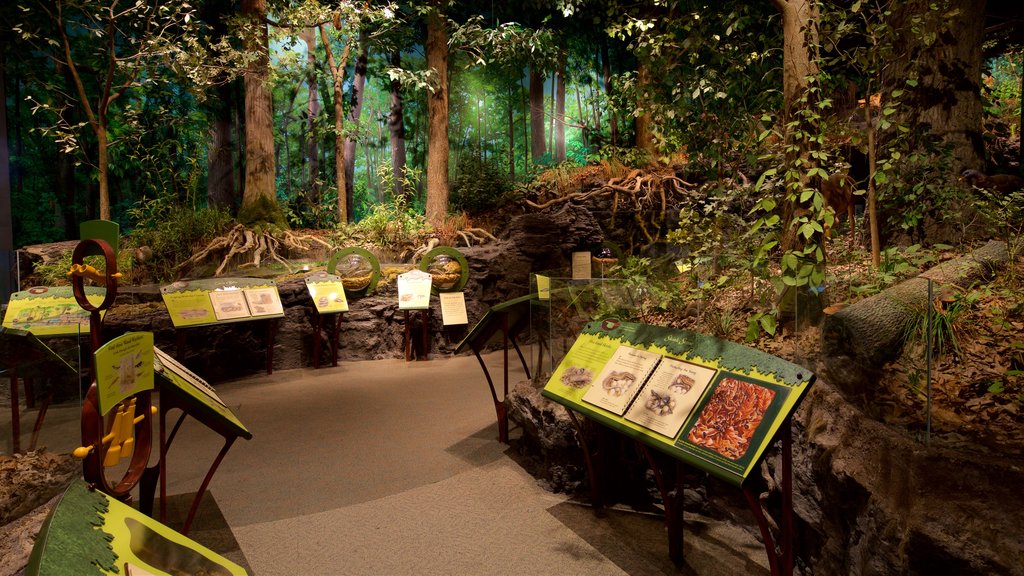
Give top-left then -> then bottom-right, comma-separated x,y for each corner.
536,274 -> 551,300
572,251 -> 592,280
398,269 -> 432,310
439,292 -> 469,325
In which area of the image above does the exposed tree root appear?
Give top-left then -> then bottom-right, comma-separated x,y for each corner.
175,223 -> 334,277
526,167 -> 698,252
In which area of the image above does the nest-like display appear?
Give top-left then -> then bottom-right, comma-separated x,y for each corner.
342,274 -> 372,290
429,259 -> 462,289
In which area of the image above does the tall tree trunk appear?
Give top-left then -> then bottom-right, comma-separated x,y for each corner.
0,42 -> 13,283
548,71 -> 555,155
424,8 -> 450,228
529,67 -> 546,162
344,32 -> 368,215
575,83 -> 588,150
635,59 -> 654,153
239,0 -> 282,225
883,0 -> 986,173
601,42 -> 618,146
319,24 -> 353,223
301,27 -> 320,204
388,50 -> 407,199
207,82 -> 236,211
554,58 -> 567,162
507,97 -> 515,179
772,0 -> 819,123
520,76 -> 529,169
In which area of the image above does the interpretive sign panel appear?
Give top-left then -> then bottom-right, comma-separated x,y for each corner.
25,480 -> 248,576
305,273 -> 349,313
161,278 -> 284,328
439,292 -> 468,325
94,332 -> 155,416
3,286 -> 106,336
542,320 -> 814,487
397,269 -> 432,310
153,347 -> 250,439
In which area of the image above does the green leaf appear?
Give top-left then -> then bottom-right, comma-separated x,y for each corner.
759,314 -> 777,336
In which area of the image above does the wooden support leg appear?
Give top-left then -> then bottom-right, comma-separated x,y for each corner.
565,409 -> 603,514
404,310 -> 412,362
331,313 -> 341,367
10,367 -> 20,453
313,313 -> 323,369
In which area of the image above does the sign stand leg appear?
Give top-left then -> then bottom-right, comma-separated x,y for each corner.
742,420 -> 793,576
312,312 -> 323,369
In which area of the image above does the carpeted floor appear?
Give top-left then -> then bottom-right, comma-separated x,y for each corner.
4,351 -> 769,576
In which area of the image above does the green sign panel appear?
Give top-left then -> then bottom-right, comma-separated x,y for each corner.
94,332 -> 155,416
542,320 -> 814,487
153,347 -> 251,439
3,286 -> 107,336
26,480 -> 249,576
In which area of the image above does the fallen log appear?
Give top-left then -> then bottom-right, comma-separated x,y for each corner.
820,240 -> 1009,395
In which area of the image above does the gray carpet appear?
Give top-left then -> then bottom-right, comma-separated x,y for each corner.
5,351 -> 769,575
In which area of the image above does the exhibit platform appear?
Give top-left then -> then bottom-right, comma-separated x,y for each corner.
4,351 -> 769,575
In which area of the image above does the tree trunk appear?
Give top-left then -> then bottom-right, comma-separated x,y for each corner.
239,0 -> 282,225
883,0 -> 986,172
301,27 -> 320,204
319,24 -> 353,223
507,97 -> 515,179
0,42 -> 12,276
207,83 -> 236,211
772,0 -> 819,122
388,51 -> 407,199
529,67 -> 546,162
635,58 -> 654,153
821,240 -> 1009,394
344,33 -> 368,215
554,58 -> 566,162
601,42 -> 617,146
424,8 -> 450,228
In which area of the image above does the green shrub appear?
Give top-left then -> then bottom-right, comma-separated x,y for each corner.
450,148 -> 513,214
127,200 -> 234,281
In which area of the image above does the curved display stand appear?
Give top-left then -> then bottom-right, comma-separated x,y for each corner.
418,246 -> 470,294
455,294 -> 536,443
328,247 -> 380,298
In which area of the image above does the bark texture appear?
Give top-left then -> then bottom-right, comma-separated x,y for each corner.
425,9 -> 450,228
239,0 -> 281,224
884,0 -> 987,172
529,67 -> 546,162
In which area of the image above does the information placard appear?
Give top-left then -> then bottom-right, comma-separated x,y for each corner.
439,292 -> 469,325
305,273 -> 349,313
161,278 -> 284,328
571,251 -> 592,280
397,269 -> 432,310
153,347 -> 250,439
3,286 -> 107,336
94,332 -> 155,416
542,320 -> 814,487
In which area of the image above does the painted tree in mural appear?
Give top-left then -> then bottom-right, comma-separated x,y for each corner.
13,0 -> 199,221
319,2 -> 397,223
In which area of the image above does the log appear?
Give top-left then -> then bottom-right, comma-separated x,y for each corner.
820,240 -> 1009,394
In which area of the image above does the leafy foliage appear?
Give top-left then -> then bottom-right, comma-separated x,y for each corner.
126,199 -> 234,282
450,148 -> 514,214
